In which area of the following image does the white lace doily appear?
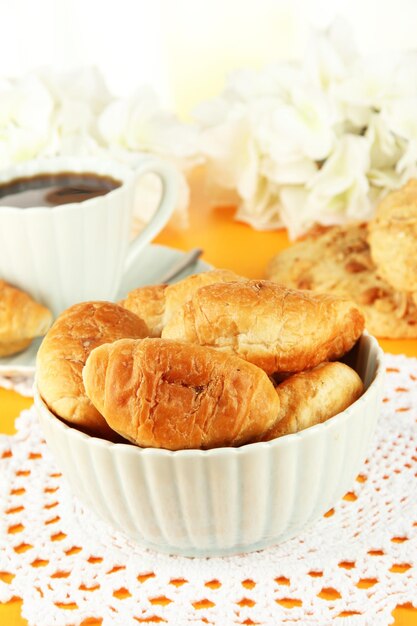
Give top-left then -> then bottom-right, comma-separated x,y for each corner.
0,353 -> 416,626
0,371 -> 34,397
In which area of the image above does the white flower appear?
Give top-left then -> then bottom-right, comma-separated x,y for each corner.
304,17 -> 357,91
235,176 -> 282,231
199,107 -> 260,198
364,114 -> 408,190
366,114 -> 405,170
193,95 -> 233,127
35,67 -> 112,156
278,186 -> 310,240
0,74 -> 53,165
395,139 -> 417,182
377,97 -> 417,184
254,85 -> 336,162
40,66 -> 111,115
11,75 -> 53,130
381,96 -> 417,143
261,154 -> 318,186
332,54 -> 410,129
389,51 -> 417,100
224,64 -> 302,103
277,135 -> 372,239
368,168 -> 405,192
99,86 -> 198,165
307,134 -> 372,218
196,102 -> 279,230
198,84 -> 335,223
195,18 -> 417,237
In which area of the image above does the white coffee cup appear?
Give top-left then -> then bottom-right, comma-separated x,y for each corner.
0,155 -> 178,315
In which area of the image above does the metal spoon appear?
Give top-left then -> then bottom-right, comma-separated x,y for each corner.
158,247 -> 204,284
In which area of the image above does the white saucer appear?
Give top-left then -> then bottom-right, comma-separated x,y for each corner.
0,244 -> 210,373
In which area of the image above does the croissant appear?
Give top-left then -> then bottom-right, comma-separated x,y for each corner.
162,280 -> 365,374
119,284 -> 167,338
0,280 -> 52,357
120,269 -> 245,337
36,301 -> 149,438
261,362 -> 364,440
83,337 -> 280,450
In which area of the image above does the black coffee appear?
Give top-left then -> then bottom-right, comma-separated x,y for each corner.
0,172 -> 121,208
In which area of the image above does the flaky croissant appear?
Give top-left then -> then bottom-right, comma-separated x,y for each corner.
262,362 -> 364,440
36,301 -> 149,439
83,337 -> 280,450
0,280 -> 52,357
119,269 -> 245,337
162,280 -> 365,374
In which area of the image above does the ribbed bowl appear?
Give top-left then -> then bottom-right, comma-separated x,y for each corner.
35,332 -> 384,557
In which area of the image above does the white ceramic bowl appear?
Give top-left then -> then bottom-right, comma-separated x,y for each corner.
35,332 -> 384,557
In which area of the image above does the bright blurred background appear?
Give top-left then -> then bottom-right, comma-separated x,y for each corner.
2,0 -> 417,116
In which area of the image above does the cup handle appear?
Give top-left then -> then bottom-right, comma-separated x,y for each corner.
124,157 -> 179,273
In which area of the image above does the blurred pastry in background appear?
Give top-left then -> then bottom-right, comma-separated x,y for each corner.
0,280 -> 52,356
266,222 -> 417,339
368,179 -> 417,293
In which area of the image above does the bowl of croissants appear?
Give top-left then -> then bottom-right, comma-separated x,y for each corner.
34,269 -> 384,556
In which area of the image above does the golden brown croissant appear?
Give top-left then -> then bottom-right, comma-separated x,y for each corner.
162,280 -> 365,374
36,301 -> 149,438
120,269 -> 245,337
119,284 -> 168,337
0,280 -> 52,357
83,337 -> 280,450
261,362 -> 364,440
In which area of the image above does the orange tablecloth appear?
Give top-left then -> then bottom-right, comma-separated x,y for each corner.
1,170 -> 416,625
